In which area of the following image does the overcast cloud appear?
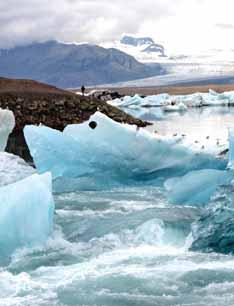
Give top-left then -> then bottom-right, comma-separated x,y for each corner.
1,0 -> 234,52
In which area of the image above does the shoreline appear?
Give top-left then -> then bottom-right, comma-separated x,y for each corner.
81,83 -> 234,97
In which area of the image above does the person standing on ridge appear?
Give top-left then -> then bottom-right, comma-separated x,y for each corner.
81,85 -> 85,96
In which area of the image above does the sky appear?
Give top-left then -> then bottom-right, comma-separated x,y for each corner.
1,0 -> 234,53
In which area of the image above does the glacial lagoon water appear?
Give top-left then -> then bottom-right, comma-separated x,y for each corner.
3,107 -> 234,305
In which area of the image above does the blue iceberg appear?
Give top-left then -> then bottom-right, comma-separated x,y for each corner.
190,183 -> 234,254
110,90 -> 234,109
165,169 -> 233,206
0,173 -> 54,259
165,129 -> 234,205
24,112 -> 226,191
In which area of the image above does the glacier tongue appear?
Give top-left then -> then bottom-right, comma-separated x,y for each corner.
0,173 -> 54,260
0,109 -> 15,151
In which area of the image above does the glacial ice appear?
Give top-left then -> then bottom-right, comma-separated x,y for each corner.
24,112 -> 226,191
0,109 -> 15,151
190,183 -> 234,253
0,152 -> 35,187
0,173 -> 54,258
228,129 -> 234,169
111,93 -> 171,108
165,128 -> 234,205
162,102 -> 187,112
165,169 -> 233,205
109,90 -> 234,114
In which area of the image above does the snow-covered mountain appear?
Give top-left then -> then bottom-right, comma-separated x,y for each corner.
102,35 -> 167,63
103,35 -> 234,86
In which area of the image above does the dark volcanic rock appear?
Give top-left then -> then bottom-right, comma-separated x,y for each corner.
90,90 -> 123,101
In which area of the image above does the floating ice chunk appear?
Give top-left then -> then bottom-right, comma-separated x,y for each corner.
165,128 -> 234,205
228,129 -> 234,169
0,173 -> 54,258
24,112 -> 226,191
163,102 -> 187,113
172,93 -> 203,107
165,169 -> 233,205
109,93 -> 171,108
0,152 -> 35,187
110,90 -> 234,112
190,182 -> 234,253
119,107 -> 164,121
0,109 -> 15,151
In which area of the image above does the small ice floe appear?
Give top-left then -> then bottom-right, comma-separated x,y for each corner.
163,102 -> 188,113
0,108 -> 15,151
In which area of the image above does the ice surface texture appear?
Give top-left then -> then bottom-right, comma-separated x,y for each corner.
24,112 -> 225,191
165,129 -> 234,205
0,173 -> 54,259
190,183 -> 234,253
0,152 -> 35,187
0,109 -> 15,151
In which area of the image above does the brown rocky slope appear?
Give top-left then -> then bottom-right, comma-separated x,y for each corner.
0,77 -> 148,160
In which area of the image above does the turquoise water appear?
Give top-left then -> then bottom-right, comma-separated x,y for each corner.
2,107 -> 234,306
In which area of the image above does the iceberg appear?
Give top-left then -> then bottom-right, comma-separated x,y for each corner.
0,109 -> 15,151
165,169 -> 233,205
0,152 -> 35,187
162,102 -> 187,113
165,129 -> 234,205
0,173 -> 54,259
109,94 -> 170,108
190,183 -> 234,254
24,112 -> 226,191
109,90 -> 234,118
228,129 -> 234,169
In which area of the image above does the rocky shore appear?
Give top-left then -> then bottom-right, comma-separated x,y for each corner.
0,78 -> 149,160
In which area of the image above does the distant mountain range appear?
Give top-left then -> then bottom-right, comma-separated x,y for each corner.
0,40 -> 164,88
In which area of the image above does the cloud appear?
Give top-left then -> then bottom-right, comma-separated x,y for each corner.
1,0 -> 234,51
0,0 -> 179,48
216,23 -> 234,30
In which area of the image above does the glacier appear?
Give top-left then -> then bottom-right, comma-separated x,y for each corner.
0,109 -> 15,151
0,173 -> 54,260
24,112 -> 226,191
